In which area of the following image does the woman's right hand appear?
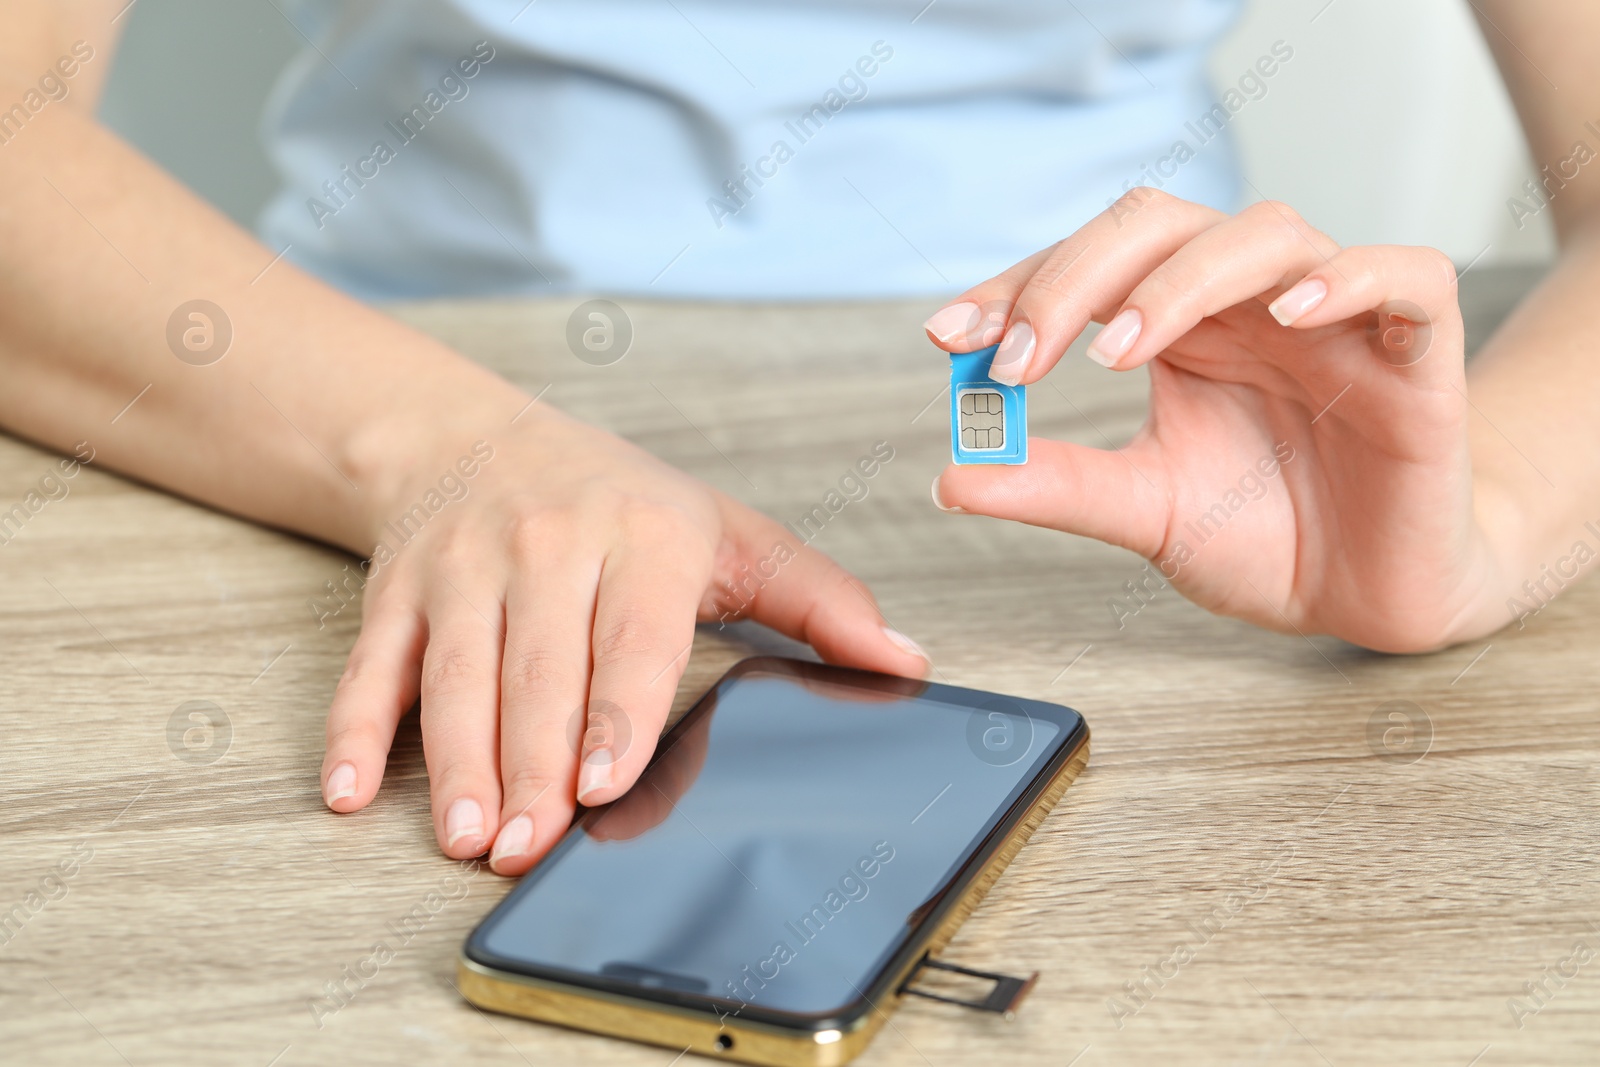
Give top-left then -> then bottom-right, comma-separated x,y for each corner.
321,400 -> 930,876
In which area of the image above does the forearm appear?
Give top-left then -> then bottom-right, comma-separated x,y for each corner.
0,0 -> 122,115
1460,0 -> 1600,619
1465,219 -> 1600,616
0,84 -> 528,555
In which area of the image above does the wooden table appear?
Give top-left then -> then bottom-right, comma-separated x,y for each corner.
4,266 -> 1596,1066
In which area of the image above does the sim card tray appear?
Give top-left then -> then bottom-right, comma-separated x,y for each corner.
897,956 -> 1039,1019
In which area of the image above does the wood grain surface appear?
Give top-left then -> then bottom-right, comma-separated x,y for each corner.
3,266 -> 1596,1066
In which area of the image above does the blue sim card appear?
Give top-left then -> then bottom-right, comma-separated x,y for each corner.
949,344 -> 1027,465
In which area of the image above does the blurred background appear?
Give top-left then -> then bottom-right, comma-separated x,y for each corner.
98,0 -> 1556,272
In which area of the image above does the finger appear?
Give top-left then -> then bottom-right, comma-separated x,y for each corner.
994,190 -> 1228,384
710,505 -> 931,678
1085,199 -> 1342,373
934,436 -> 1172,559
321,594 -> 425,814
1264,244 -> 1464,374
578,521 -> 712,808
922,244 -> 1057,351
490,542 -> 596,876
418,582 -> 505,859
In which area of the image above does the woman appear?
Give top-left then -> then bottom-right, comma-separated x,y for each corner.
0,0 -> 1591,875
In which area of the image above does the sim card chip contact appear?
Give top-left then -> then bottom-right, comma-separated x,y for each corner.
958,389 -> 1005,450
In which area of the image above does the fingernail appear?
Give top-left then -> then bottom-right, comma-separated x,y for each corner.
324,762 -> 357,805
990,321 -> 1035,386
490,814 -> 534,865
445,796 -> 485,849
882,626 -> 929,662
931,475 -> 965,514
1268,278 -> 1328,326
923,302 -> 980,343
577,749 -> 614,805
1087,309 -> 1141,368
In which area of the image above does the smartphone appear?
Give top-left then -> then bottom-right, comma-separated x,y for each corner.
458,657 -> 1089,1066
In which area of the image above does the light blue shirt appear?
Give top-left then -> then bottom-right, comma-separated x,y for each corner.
259,0 -> 1243,300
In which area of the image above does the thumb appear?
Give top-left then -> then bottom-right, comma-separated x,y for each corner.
933,437 -> 1171,558
707,503 -> 932,678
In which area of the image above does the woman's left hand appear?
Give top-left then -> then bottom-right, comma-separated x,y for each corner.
923,190 -> 1520,653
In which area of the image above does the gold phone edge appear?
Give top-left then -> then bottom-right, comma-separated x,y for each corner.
456,735 -> 1091,1067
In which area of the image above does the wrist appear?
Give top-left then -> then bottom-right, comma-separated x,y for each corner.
1446,470 -> 1571,643
1472,470 -> 1600,637
340,356 -> 531,557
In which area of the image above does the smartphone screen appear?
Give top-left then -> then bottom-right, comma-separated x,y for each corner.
465,658 -> 1085,1024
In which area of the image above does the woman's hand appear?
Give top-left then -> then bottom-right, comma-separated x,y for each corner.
924,190 -> 1517,654
319,403 -> 928,876
0,17 -> 924,878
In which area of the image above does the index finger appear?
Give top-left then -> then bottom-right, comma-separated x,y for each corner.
577,525 -> 712,808
928,190 -> 1227,386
